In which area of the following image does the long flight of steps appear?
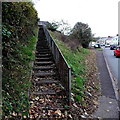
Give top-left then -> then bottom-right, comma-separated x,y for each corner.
29,29 -> 68,119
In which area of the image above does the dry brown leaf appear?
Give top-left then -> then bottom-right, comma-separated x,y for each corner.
68,114 -> 72,118
12,112 -> 17,116
30,115 -> 33,119
30,101 -> 34,104
81,115 -> 86,118
35,97 -> 39,101
93,100 -> 99,105
23,116 -> 27,118
39,98 -> 44,103
55,109 -> 62,116
73,103 -> 78,108
106,109 -> 110,112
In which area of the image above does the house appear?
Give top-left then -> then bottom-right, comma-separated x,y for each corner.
97,37 -> 108,45
97,36 -> 119,46
106,36 -> 118,45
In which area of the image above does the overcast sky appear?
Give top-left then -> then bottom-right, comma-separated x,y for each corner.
33,0 -> 119,37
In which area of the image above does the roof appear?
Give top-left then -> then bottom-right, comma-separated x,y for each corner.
38,21 -> 50,26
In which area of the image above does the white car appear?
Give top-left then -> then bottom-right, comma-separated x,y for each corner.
105,43 -> 110,47
94,44 -> 101,48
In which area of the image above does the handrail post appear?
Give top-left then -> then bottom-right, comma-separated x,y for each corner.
68,68 -> 71,106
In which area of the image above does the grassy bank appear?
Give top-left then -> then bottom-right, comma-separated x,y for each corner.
50,31 -> 89,102
50,31 -> 100,118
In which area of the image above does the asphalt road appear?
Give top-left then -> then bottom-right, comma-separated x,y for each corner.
103,48 -> 120,87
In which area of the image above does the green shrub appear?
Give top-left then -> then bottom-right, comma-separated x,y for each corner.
2,2 -> 38,118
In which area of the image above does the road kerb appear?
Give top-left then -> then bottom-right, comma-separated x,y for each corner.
102,50 -> 119,100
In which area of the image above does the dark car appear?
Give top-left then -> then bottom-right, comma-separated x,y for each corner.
110,45 -> 117,50
114,46 -> 120,57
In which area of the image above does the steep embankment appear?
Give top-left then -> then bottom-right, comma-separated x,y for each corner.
50,31 -> 100,119
2,2 -> 38,119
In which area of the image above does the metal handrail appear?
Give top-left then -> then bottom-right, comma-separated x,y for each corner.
39,25 -> 71,105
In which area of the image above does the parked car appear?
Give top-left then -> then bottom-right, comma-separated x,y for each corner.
114,46 -> 120,57
94,43 -> 101,48
105,43 -> 110,47
110,44 -> 117,50
100,44 -> 105,46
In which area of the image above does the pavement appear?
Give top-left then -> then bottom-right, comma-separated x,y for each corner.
103,48 -> 119,101
92,50 -> 119,119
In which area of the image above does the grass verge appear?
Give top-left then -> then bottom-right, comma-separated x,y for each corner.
50,31 -> 100,118
50,31 -> 89,102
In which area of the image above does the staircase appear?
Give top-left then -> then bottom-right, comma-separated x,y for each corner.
29,28 -> 68,119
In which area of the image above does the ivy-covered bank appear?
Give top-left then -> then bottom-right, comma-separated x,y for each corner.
2,2 -> 38,119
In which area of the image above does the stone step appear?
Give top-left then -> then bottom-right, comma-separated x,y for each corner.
36,46 -> 48,49
35,61 -> 53,65
33,80 -> 58,85
37,41 -> 48,44
36,46 -> 49,49
32,91 -> 56,95
35,57 -> 52,61
37,48 -> 50,50
33,66 -> 55,71
37,41 -> 47,44
36,51 -> 50,54
34,72 -> 55,77
36,54 -> 52,58
36,47 -> 49,50
36,49 -> 50,52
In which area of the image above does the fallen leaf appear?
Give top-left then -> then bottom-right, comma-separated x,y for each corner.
93,100 -> 99,105
35,97 -> 39,101
71,93 -> 75,96
73,103 -> 78,108
18,113 -> 22,116
55,109 -> 62,116
81,115 -> 86,118
30,115 -> 33,118
109,102 -> 112,104
39,98 -> 44,103
86,91 -> 92,97
84,112 -> 88,116
30,101 -> 34,104
23,116 -> 27,118
68,114 -> 72,118
106,110 -> 110,112
48,110 -> 52,116
12,112 -> 17,116
34,113 -> 38,118
65,110 -> 68,117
